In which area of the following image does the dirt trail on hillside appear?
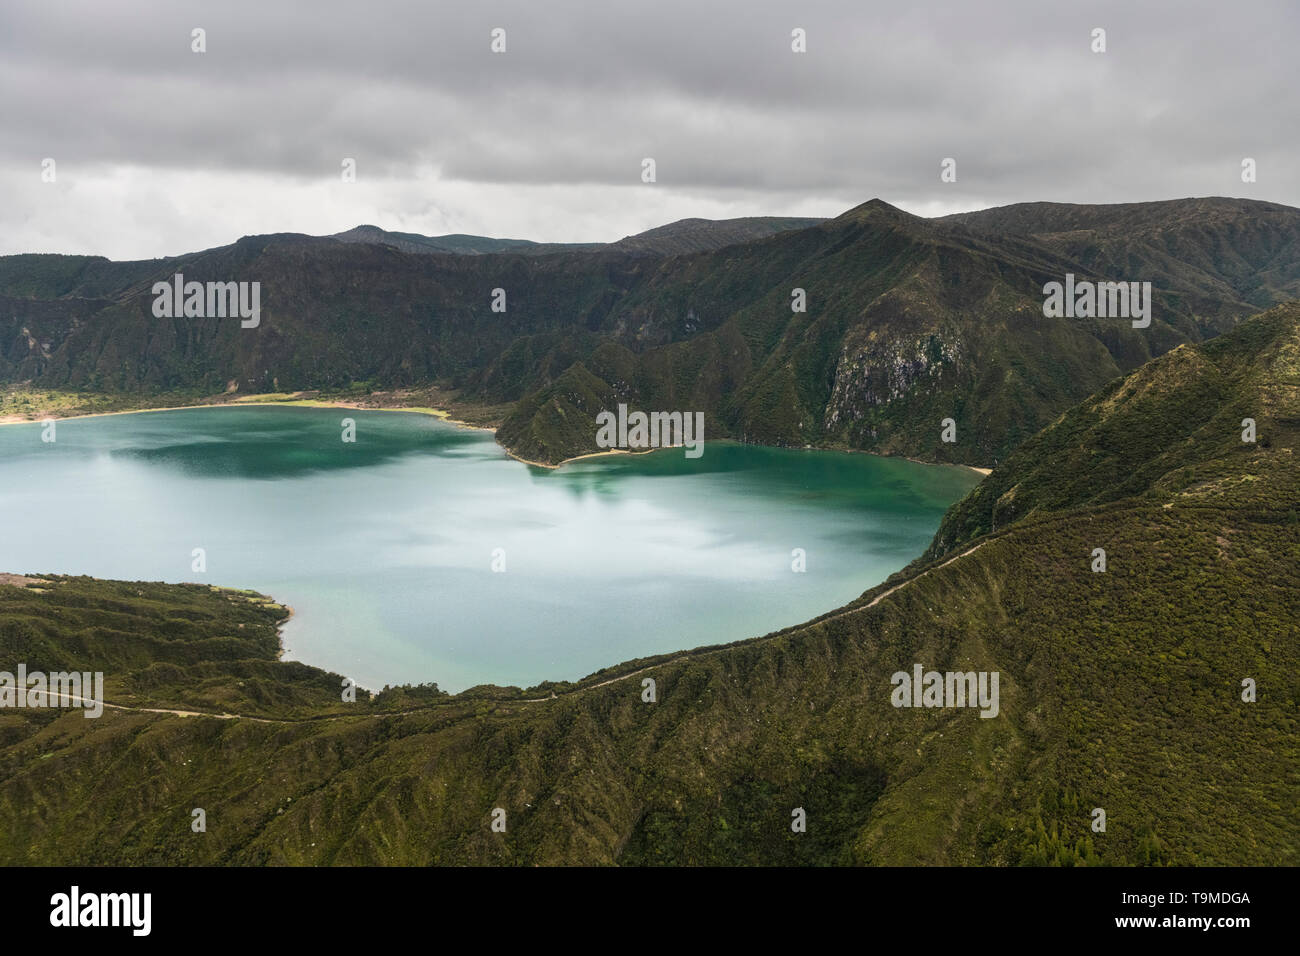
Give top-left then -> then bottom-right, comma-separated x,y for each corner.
23,690 -> 273,723
24,540 -> 988,723
516,541 -> 987,701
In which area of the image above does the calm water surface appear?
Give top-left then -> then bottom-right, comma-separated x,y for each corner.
0,407 -> 979,692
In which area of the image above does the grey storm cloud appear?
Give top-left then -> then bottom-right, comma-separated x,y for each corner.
0,0 -> 1295,258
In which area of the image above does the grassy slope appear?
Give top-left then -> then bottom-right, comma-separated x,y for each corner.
943,197 -> 1300,308
494,199 -> 1267,466
1,306 -> 1297,865
6,199 -> 1296,467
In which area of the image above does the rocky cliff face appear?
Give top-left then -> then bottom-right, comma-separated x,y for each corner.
826,330 -> 965,428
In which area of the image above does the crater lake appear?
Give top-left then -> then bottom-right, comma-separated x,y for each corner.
0,406 -> 980,692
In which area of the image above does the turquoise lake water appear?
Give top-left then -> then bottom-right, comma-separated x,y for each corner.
0,407 -> 979,692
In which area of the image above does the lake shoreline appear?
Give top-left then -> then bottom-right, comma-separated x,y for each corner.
0,394 -> 994,476
0,396 -> 496,434
508,440 -> 992,475
0,406 -> 981,694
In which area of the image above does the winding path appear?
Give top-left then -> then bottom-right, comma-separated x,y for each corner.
19,539 -> 989,723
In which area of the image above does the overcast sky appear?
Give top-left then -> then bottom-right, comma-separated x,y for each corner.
1,0 -> 1295,260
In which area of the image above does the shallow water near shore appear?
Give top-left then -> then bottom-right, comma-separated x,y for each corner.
0,406 -> 979,692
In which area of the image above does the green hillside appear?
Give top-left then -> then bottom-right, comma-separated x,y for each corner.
2,304 -> 1296,865
4,198 -> 1297,467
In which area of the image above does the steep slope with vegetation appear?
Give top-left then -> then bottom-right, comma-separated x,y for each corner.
926,300 -> 1300,555
2,305 -> 1296,866
3,198 -> 1296,467
943,197 -> 1300,308
494,199 -> 1217,465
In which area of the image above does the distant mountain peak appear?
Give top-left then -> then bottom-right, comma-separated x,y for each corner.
831,198 -> 919,226
327,216 -> 826,258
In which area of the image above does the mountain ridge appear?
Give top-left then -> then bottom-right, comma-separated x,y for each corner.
329,216 -> 827,258
3,197 -> 1298,470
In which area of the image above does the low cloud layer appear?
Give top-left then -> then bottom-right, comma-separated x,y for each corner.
1,0 -> 1294,259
